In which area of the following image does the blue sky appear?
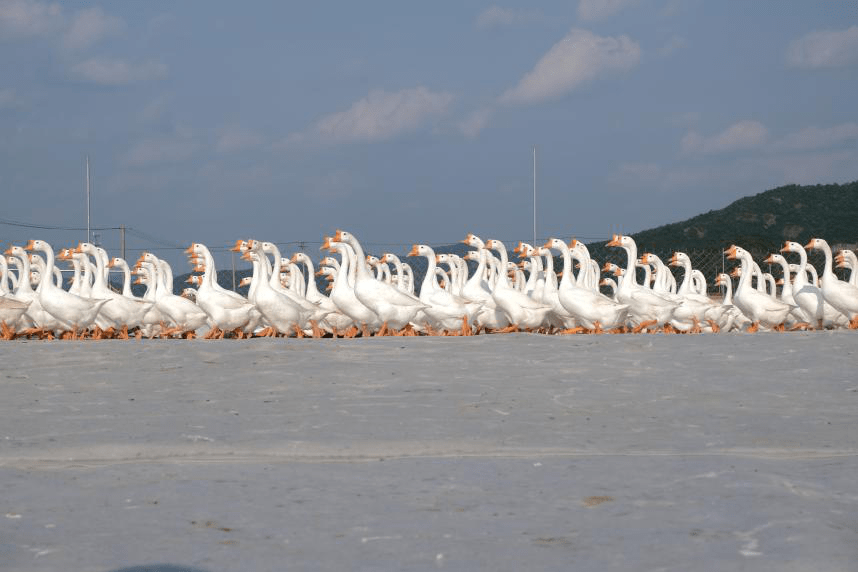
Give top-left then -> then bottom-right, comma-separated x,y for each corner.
1,0 -> 857,264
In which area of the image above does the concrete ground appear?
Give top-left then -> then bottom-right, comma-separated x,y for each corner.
1,332 -> 856,571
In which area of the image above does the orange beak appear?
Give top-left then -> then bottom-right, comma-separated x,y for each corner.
185,245 -> 195,254
321,236 -> 331,251
240,252 -> 251,261
779,241 -> 791,253
290,253 -> 299,263
334,229 -> 344,241
724,245 -> 737,259
606,234 -> 621,247
229,240 -> 243,252
186,276 -> 195,284
24,240 -> 36,251
568,238 -> 578,248
803,239 -> 815,250
407,244 -> 419,257
107,259 -> 115,268
763,255 -> 774,264
462,233 -> 474,245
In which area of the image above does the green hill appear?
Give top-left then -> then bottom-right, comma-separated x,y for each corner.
624,180 -> 858,252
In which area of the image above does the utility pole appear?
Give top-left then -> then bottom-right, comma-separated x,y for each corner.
120,225 -> 126,261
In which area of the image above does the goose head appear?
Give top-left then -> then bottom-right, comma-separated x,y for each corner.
485,239 -> 506,253
669,252 -> 690,267
407,244 -> 434,258
542,238 -> 567,252
462,233 -> 485,249
291,252 -> 311,266
804,237 -> 827,251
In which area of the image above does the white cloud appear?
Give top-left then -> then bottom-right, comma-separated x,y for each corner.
458,107 -> 494,138
216,127 -> 264,153
62,6 -> 123,51
0,0 -> 62,39
577,0 -> 637,22
476,6 -> 540,29
787,26 -> 858,69
771,123 -> 858,152
681,120 -> 768,154
293,86 -> 454,145
122,132 -> 198,167
500,29 -> 640,106
70,57 -> 167,85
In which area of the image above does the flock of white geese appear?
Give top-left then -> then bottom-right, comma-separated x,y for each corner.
1,231 -> 857,340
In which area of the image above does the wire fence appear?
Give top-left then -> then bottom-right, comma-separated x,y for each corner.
1,217 -> 851,297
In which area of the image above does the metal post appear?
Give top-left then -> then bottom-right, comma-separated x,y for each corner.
532,145 -> 536,245
120,225 -> 126,261
231,251 -> 236,291
85,155 -> 91,243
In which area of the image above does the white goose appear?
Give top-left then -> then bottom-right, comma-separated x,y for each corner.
0,255 -> 31,338
293,251 -> 353,334
408,244 -> 479,333
483,238 -> 552,331
608,235 -> 677,331
805,238 -> 858,326
325,238 -> 380,333
186,242 -> 261,336
725,245 -> 793,330
545,238 -> 627,331
26,239 -> 109,332
243,241 -> 312,336
334,230 -> 426,333
780,241 -> 846,329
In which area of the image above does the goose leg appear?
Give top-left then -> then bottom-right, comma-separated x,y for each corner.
631,320 -> 657,334
0,321 -> 13,340
461,316 -> 472,336
310,320 -> 323,338
360,323 -> 370,338
690,317 -> 702,334
376,322 -> 388,337
747,322 -> 759,333
293,324 -> 304,338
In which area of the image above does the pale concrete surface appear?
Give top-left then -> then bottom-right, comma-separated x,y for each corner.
1,332 -> 856,571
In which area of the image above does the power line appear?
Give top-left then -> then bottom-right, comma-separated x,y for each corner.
0,217 -> 122,231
